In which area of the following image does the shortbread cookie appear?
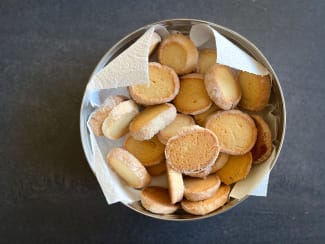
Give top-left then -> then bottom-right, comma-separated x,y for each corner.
238,71 -> 271,111
187,153 -> 229,178
165,125 -> 220,174
251,115 -> 272,163
157,113 -> 195,144
206,110 -> 257,155
173,73 -> 212,115
123,135 -> 165,167
146,161 -> 166,176
194,103 -> 220,126
149,32 -> 161,55
102,100 -> 139,140
158,33 -> 198,75
106,148 -> 151,189
167,164 -> 184,204
184,174 -> 221,201
205,64 -> 241,110
129,62 -> 180,105
181,185 -> 230,215
129,103 -> 177,141
141,186 -> 179,214
196,49 -> 217,74
88,95 -> 127,136
217,152 -> 252,185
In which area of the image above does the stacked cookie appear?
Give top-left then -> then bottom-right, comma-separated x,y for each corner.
89,32 -> 273,216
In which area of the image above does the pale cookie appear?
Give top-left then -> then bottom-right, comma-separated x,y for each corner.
181,185 -> 230,215
251,115 -> 272,163
217,152 -> 252,185
149,32 -> 161,56
158,33 -> 198,75
88,95 -> 127,136
167,164 -> 184,204
106,148 -> 151,189
194,103 -> 220,127
187,153 -> 229,178
129,62 -> 180,105
146,161 -> 166,176
196,49 -> 217,74
141,186 -> 179,214
205,64 -> 241,110
165,125 -> 220,174
173,73 -> 212,115
123,135 -> 165,167
102,100 -> 139,140
129,103 -> 177,141
157,113 -> 195,144
206,110 -> 257,155
238,71 -> 271,111
184,174 -> 221,201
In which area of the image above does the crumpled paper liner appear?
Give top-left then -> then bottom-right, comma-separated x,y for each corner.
85,23 -> 277,204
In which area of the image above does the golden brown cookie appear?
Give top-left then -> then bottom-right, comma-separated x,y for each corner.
196,49 -> 217,74
129,62 -> 180,105
251,115 -> 272,163
106,148 -> 151,189
206,110 -> 257,155
205,64 -> 241,110
123,135 -> 165,167
173,73 -> 212,115
193,103 -> 220,127
146,161 -> 166,176
158,33 -> 198,75
238,71 -> 271,111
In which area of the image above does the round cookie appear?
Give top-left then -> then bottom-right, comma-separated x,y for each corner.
196,49 -> 217,74
129,62 -> 180,105
206,110 -> 257,155
173,73 -> 212,115
129,103 -> 177,141
165,125 -> 220,174
146,161 -> 166,176
123,135 -> 165,167
205,64 -> 241,110
157,113 -> 195,144
238,71 -> 271,111
106,148 -> 151,189
88,95 -> 127,136
194,103 -> 220,127
158,33 -> 198,75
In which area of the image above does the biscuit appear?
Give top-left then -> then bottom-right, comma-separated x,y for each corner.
129,62 -> 180,105
129,103 -> 177,141
167,164 -> 184,204
102,100 -> 139,140
184,174 -> 221,201
123,135 -> 165,167
194,103 -> 220,127
217,152 -> 252,185
173,73 -> 212,115
146,161 -> 166,176
238,71 -> 271,111
141,186 -> 179,214
251,115 -> 272,163
206,110 -> 257,155
181,185 -> 230,215
158,33 -> 198,75
88,95 -> 127,136
165,125 -> 220,174
205,64 -> 241,110
149,32 -> 161,56
157,113 -> 195,144
196,49 -> 217,74
106,148 -> 151,189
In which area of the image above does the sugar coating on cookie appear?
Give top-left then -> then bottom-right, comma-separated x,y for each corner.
158,33 -> 198,75
129,62 -> 180,105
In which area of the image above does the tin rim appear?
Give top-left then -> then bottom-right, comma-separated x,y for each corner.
80,18 -> 286,221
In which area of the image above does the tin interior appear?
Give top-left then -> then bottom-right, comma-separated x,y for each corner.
80,19 -> 286,221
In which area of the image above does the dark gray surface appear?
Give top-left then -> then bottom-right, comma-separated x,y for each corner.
1,0 -> 324,243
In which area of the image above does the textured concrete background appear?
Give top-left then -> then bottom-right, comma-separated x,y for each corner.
1,0 -> 324,243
